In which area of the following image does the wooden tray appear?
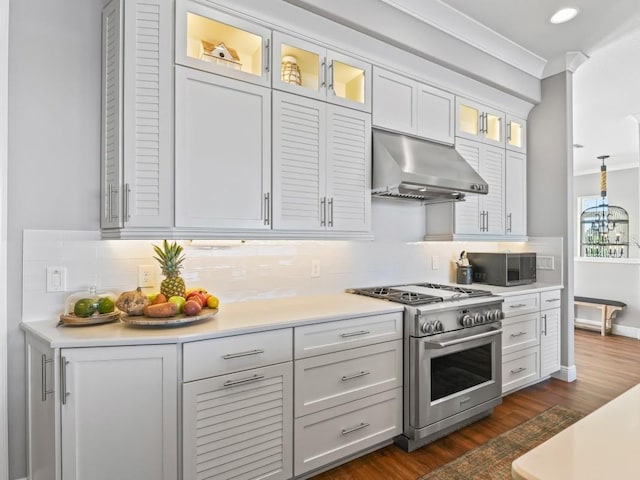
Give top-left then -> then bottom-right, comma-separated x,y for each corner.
58,310 -> 121,327
120,308 -> 218,327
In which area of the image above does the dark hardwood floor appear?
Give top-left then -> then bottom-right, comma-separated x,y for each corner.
311,329 -> 640,479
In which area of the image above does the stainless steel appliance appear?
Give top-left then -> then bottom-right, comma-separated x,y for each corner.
467,252 -> 537,286
348,283 -> 504,452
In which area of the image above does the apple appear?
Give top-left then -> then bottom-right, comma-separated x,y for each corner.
186,291 -> 207,308
183,299 -> 202,316
168,296 -> 186,314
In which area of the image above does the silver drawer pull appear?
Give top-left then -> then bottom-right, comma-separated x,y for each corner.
509,303 -> 527,308
545,298 -> 560,302
41,354 -> 54,402
341,371 -> 370,382
341,330 -> 370,338
510,331 -> 527,338
341,422 -> 370,435
222,349 -> 264,360
510,367 -> 527,374
223,374 -> 265,387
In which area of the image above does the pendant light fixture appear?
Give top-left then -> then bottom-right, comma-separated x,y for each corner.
580,155 -> 629,258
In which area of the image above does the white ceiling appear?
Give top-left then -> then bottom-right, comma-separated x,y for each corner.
399,0 -> 640,174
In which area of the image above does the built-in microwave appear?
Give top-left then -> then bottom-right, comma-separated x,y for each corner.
467,252 -> 536,286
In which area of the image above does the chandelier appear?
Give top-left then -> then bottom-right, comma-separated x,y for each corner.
580,155 -> 629,258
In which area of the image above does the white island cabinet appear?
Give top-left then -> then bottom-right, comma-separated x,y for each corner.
25,333 -> 178,480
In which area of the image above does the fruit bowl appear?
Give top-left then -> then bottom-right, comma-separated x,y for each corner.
58,310 -> 122,327
63,288 -> 118,316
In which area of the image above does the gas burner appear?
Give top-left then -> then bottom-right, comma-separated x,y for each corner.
348,282 -> 494,306
371,287 -> 394,295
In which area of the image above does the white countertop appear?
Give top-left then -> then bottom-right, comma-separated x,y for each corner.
512,383 -> 640,480
21,293 -> 403,348
483,282 -> 563,297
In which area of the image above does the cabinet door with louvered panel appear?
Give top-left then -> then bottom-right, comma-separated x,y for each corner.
182,362 -> 293,480
325,104 -> 371,232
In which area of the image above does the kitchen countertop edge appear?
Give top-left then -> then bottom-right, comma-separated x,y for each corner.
20,293 -> 404,348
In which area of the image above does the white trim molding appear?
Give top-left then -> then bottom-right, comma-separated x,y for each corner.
542,51 -> 589,78
0,0 -> 8,478
553,365 -> 577,383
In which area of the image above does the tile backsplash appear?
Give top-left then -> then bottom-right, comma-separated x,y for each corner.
22,229 -> 563,322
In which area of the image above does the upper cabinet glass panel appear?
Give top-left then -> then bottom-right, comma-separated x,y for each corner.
459,104 -> 479,137
176,1 -> 271,87
506,115 -> 527,153
485,113 -> 502,144
455,97 -> 505,147
327,51 -> 371,112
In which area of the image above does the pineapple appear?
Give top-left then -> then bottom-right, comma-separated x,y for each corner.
153,240 -> 186,298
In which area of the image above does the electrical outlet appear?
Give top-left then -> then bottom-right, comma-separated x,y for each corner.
431,255 -> 439,270
46,267 -> 67,292
311,259 -> 321,278
138,265 -> 155,287
537,256 -> 555,270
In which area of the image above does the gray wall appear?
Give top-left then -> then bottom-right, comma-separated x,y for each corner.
8,0 -> 101,477
527,72 -> 576,373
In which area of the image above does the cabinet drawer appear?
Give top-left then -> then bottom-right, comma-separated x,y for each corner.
294,388 -> 402,476
502,346 -> 539,394
294,312 -> 402,359
295,340 -> 402,417
502,293 -> 540,318
540,290 -> 562,311
183,328 -> 292,382
502,313 -> 539,355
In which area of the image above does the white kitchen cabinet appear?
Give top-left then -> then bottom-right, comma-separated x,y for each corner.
272,90 -> 371,232
101,0 -> 173,231
372,67 -> 454,144
60,345 -> 178,480
273,31 -> 371,112
174,66 -> 272,230
455,97 -> 505,147
182,328 -> 293,480
506,114 -> 527,153
454,138 -> 505,235
540,290 -> 562,377
26,337 -> 178,480
175,0 -> 272,87
505,150 -> 527,237
26,335 -> 57,480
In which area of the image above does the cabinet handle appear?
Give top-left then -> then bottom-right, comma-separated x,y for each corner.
510,331 -> 527,338
507,121 -> 512,141
485,210 -> 489,231
320,197 -> 326,226
222,349 -> 264,360
108,184 -> 118,222
340,330 -> 370,338
341,371 -> 370,382
546,298 -> 560,303
61,357 -> 70,405
542,314 -> 547,335
264,192 -> 270,226
124,183 -> 131,222
328,61 -> 334,93
264,39 -> 270,73
320,58 -> 326,87
507,212 -> 512,232
41,354 -> 54,402
510,367 -> 527,374
223,374 -> 265,387
328,197 -> 334,227
509,303 -> 527,308
341,422 -> 370,435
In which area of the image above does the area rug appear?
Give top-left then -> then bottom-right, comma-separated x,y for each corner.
419,405 -> 584,480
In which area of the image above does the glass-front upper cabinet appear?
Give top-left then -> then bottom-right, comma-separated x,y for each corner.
455,97 -> 505,147
272,32 -> 371,112
506,114 -> 527,153
175,0 -> 271,87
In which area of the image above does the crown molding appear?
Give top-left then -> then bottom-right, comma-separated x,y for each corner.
379,0 -> 547,78
543,51 -> 590,78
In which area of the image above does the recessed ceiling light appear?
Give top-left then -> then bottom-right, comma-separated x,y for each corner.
550,7 -> 579,24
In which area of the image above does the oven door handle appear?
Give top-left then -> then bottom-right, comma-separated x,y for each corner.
423,328 -> 502,349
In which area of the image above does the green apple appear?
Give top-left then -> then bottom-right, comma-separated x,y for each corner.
168,296 -> 186,314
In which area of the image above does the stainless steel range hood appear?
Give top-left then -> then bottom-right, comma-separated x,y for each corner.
372,129 -> 489,203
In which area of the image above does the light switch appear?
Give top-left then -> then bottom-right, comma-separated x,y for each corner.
46,267 -> 67,292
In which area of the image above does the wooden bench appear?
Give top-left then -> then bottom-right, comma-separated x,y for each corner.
574,296 -> 626,336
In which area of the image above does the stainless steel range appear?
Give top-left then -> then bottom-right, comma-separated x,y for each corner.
349,283 -> 504,452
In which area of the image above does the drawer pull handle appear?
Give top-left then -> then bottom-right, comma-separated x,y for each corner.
341,371 -> 370,382
41,354 -> 54,402
509,303 -> 527,308
223,374 -> 265,387
545,298 -> 560,302
341,330 -> 370,338
341,422 -> 370,435
222,349 -> 265,360
510,367 -> 527,374
510,331 -> 527,338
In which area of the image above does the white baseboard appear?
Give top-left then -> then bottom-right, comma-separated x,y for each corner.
553,365 -> 577,382
575,317 -> 640,339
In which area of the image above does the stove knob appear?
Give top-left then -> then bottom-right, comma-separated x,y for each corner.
421,322 -> 434,334
487,310 -> 497,321
434,320 -> 443,333
497,310 -> 505,320
460,314 -> 473,327
474,313 -> 486,325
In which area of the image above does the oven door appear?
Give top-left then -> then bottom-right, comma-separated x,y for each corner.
409,324 -> 502,429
